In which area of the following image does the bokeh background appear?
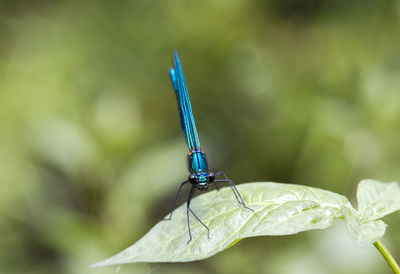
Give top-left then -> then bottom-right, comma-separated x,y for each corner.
1,0 -> 400,273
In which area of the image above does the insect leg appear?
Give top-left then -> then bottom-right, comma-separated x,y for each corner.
212,180 -> 220,191
163,180 -> 189,220
214,171 -> 254,212
214,172 -> 242,204
214,179 -> 241,204
186,186 -> 210,244
186,185 -> 195,244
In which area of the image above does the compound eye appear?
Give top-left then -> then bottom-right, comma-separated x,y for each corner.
188,174 -> 197,184
208,172 -> 215,182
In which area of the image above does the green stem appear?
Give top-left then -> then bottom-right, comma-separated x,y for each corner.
374,240 -> 400,274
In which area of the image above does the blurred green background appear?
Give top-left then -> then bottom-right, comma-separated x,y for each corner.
1,0 -> 400,273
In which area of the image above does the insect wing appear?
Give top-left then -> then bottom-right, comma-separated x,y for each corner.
169,51 -> 201,150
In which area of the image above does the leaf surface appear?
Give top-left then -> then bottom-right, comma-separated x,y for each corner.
342,179 -> 400,247
92,180 -> 400,267
356,179 -> 400,221
92,182 -> 350,267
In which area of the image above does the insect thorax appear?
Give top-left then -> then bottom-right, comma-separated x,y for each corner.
187,148 -> 209,174
194,172 -> 209,184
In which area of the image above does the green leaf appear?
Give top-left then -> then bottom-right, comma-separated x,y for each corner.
91,182 -> 350,267
342,179 -> 400,247
356,179 -> 400,222
341,205 -> 386,247
91,180 -> 400,267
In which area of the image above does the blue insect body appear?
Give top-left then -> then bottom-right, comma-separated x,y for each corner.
165,51 -> 253,244
169,51 -> 213,190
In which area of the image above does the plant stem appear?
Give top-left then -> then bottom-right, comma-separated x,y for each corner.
374,240 -> 400,274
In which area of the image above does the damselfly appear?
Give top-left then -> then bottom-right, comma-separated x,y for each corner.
165,51 -> 253,244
